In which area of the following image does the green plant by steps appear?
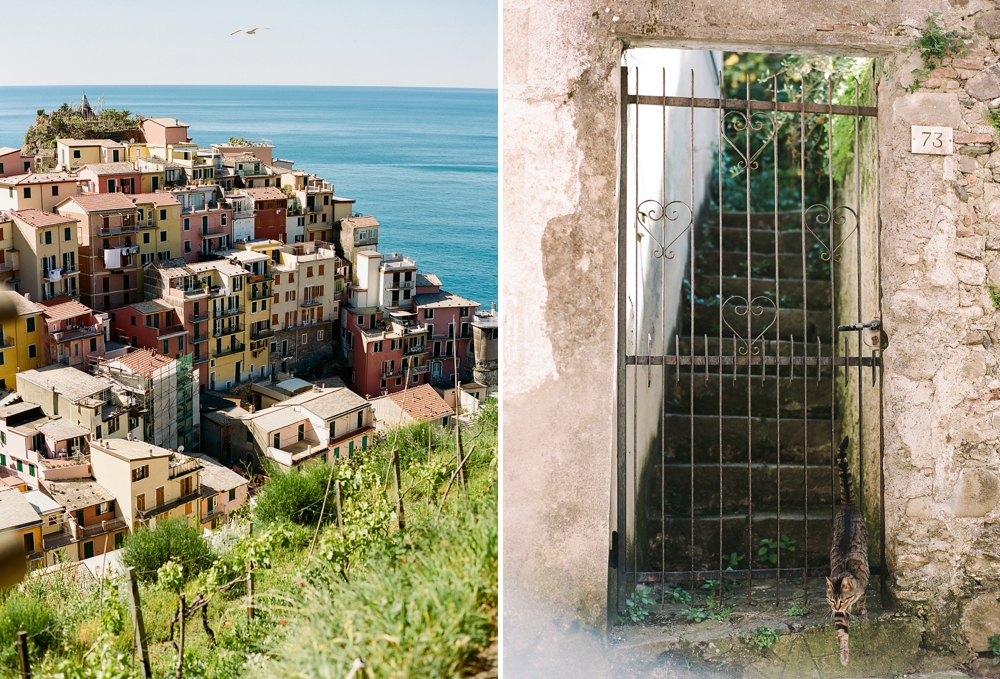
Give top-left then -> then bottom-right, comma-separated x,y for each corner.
619,585 -> 656,624
721,551 -> 744,569
679,594 -> 732,623
758,535 -> 797,566
666,586 -> 692,604
986,110 -> 1000,140
989,633 -> 1000,665
785,604 -> 809,617
987,282 -> 1000,310
680,607 -> 709,623
744,626 -> 781,650
908,12 -> 969,92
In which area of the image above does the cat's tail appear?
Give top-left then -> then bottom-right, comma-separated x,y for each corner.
835,611 -> 850,665
837,436 -> 854,505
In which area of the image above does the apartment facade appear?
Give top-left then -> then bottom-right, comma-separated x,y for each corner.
130,192 -> 181,289
0,292 -> 45,391
39,478 -> 126,564
196,455 -> 249,529
39,297 -> 108,370
0,147 -> 34,177
336,215 -> 378,279
55,193 -> 141,312
142,259 -> 212,385
244,187 -> 287,242
89,438 -> 202,530
55,139 -> 124,172
0,490 -> 43,566
0,173 -> 81,212
10,209 -> 81,302
0,401 -> 91,490
77,163 -> 141,194
173,185 -> 232,261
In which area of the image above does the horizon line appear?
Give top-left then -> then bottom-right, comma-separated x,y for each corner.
0,83 -> 498,92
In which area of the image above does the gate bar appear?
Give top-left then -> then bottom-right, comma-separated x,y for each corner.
626,94 -> 877,117
632,564 -> 883,583
627,355 -> 878,367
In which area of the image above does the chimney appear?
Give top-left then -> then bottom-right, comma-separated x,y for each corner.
23,293 -> 30,301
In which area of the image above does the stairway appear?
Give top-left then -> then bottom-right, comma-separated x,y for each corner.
643,211 -> 842,574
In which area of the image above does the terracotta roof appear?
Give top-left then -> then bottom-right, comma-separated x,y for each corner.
113,349 -> 175,378
130,192 -> 180,207
386,384 -> 453,422
11,209 -> 76,228
413,289 -> 480,310
341,216 -> 379,228
244,187 -> 286,201
0,172 -> 76,186
62,193 -> 137,212
80,162 -> 137,176
40,298 -> 93,322
0,291 -> 44,317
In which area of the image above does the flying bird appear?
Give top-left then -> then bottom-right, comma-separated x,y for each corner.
231,27 -> 270,35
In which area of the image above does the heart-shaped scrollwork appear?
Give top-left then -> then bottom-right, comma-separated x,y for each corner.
636,199 -> 693,260
721,110 -> 776,172
803,204 -> 858,263
722,295 -> 777,356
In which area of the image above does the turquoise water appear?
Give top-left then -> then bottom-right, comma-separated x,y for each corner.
0,86 -> 498,307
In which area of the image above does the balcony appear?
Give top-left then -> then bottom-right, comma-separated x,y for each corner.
189,312 -> 209,323
0,336 -> 14,349
0,262 -> 16,273
386,279 -> 415,290
251,326 -> 274,341
232,210 -> 253,219
215,341 -> 245,358
168,457 -> 201,479
213,323 -> 244,338
300,297 -> 322,308
404,344 -> 426,356
159,323 -> 185,338
79,517 -> 126,539
249,285 -> 271,300
51,324 -> 103,343
192,355 -> 209,365
98,223 -> 138,236
170,287 -> 209,301
249,271 -> 274,283
381,369 -> 404,379
410,364 -> 430,375
190,335 -> 208,344
198,226 -> 226,237
42,268 -> 62,282
214,306 -> 243,318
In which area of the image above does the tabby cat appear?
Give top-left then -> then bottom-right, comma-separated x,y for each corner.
826,436 -> 869,666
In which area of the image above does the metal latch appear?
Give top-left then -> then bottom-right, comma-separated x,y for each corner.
837,319 -> 888,349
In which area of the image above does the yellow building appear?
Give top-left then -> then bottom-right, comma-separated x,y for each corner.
88,438 -> 202,530
55,139 -> 125,172
0,214 -> 18,290
187,259 -> 259,389
0,291 -> 44,391
0,173 -> 82,213
130,193 -> 182,289
9,210 -> 81,302
0,489 -> 43,567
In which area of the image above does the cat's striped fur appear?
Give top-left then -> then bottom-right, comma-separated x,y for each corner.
826,436 -> 869,666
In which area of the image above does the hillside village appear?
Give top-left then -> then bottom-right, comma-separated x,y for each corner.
0,96 -> 498,572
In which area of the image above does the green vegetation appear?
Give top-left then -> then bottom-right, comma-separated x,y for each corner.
0,400 -> 497,678
908,12 -> 969,91
678,592 -> 732,623
721,552 -> 744,569
758,535 -> 797,566
666,586 -> 692,604
618,585 -> 656,624
987,282 -> 1000,310
785,604 -> 809,617
989,633 -> 1000,665
22,101 -> 142,154
744,626 -> 781,650
121,518 -> 215,584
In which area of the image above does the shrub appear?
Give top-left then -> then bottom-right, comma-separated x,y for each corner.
121,518 -> 214,582
0,594 -> 60,665
253,461 -> 331,526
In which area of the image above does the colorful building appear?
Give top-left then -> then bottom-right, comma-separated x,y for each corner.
244,187 -> 287,242
0,173 -> 82,212
0,291 -> 45,391
77,163 -> 141,194
0,489 -> 43,566
38,297 -> 108,370
0,147 -> 34,177
55,139 -> 124,172
39,478 -> 126,564
195,455 -> 249,530
9,209 -> 81,302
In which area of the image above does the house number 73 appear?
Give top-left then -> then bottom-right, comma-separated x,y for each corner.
910,125 -> 953,155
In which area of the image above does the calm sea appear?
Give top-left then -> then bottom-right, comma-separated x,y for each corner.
0,86 -> 498,307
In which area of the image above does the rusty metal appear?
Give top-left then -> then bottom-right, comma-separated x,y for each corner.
625,94 -> 877,117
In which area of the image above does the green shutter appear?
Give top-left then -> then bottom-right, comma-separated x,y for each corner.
28,464 -> 34,477
0,454 -> 5,466
114,532 -> 124,549
15,460 -> 21,472
334,447 -> 340,459
76,510 -> 84,525
362,436 -> 368,451
348,441 -> 354,459
83,541 -> 94,559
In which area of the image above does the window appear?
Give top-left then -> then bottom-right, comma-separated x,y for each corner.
90,338 -> 97,352
160,209 -> 167,220
324,195 -> 330,205
136,493 -> 145,512
0,432 -> 4,445
184,218 -> 190,231
273,433 -> 280,448
96,425 -> 102,440
460,307 -> 470,317
28,345 -> 36,359
229,488 -> 236,502
329,420 -> 336,439
163,340 -> 169,354
372,341 -> 382,353
288,272 -> 294,283
23,187 -> 31,199
160,231 -> 167,242
298,424 -> 305,441
307,266 -> 314,278
107,179 -> 116,192
207,496 -> 214,513
221,214 -> 227,226
28,464 -> 34,477
43,230 -> 51,245
178,336 -> 184,351
184,240 -> 191,253
131,464 -> 149,482
25,317 -> 35,333
84,541 -> 94,559
425,308 -> 435,319
15,460 -> 21,472
51,184 -> 60,197
23,533 -> 33,554
73,149 -> 81,159
202,215 -> 208,230
357,411 -> 363,429
143,232 -> 150,244
108,416 -> 119,434
301,334 -> 308,345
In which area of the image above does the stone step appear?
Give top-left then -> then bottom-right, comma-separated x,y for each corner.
639,512 -> 835,572
664,372 -> 835,417
652,462 -> 836,516
695,250 -> 832,280
702,225 -> 833,254
693,275 -> 833,311
648,414 -> 839,466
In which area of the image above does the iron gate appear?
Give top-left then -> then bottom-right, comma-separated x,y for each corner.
614,59 -> 886,612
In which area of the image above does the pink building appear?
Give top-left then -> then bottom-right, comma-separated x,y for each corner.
413,289 -> 478,386
172,186 -> 233,262
141,118 -> 191,146
0,401 -> 91,489
195,455 -> 249,530
0,148 -> 34,178
77,163 -> 141,194
39,297 -> 108,371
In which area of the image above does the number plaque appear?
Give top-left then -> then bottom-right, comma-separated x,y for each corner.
910,126 -> 953,155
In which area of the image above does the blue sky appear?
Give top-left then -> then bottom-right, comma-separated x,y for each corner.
0,0 -> 498,89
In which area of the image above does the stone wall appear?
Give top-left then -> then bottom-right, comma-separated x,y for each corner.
504,0 -> 1000,669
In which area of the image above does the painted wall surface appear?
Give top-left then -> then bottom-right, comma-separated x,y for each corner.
499,0 -> 1000,671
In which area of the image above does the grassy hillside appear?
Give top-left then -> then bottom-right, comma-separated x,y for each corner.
0,401 -> 498,678
22,102 -> 143,154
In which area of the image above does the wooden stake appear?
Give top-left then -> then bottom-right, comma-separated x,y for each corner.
335,480 -> 343,533
247,519 -> 254,623
175,594 -> 185,679
16,631 -> 29,679
310,461 -> 336,557
126,567 -> 152,678
391,448 -> 405,530
453,367 -> 466,494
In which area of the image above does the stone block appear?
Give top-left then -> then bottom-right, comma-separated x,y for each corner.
924,77 -> 943,88
960,145 -> 993,156
966,65 -> 1000,101
977,11 -> 1000,38
955,57 -> 986,70
957,259 -> 988,284
950,468 -> 1000,517
956,133 -> 996,145
960,595 -> 1000,651
956,236 -> 985,258
932,68 -> 960,79
892,92 -> 964,128
959,155 -> 981,173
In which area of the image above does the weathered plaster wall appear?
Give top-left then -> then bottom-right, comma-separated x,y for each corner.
503,0 -> 1000,671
